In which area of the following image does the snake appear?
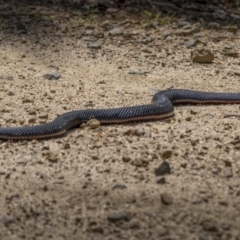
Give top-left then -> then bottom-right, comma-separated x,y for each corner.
0,89 -> 240,140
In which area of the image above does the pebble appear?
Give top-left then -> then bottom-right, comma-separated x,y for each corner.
161,150 -> 172,160
88,42 -> 101,49
191,49 -> 214,63
0,73 -> 13,80
135,127 -> 145,136
45,152 -> 59,163
0,215 -> 15,226
107,212 -> 131,222
108,27 -> 123,36
201,220 -> 218,232
22,98 -> 32,103
155,161 -> 171,176
128,70 -> 149,75
208,22 -> 220,29
222,52 -> 238,57
185,39 -> 198,48
156,176 -> 166,184
43,72 -> 61,80
161,193 -> 173,205
38,113 -> 48,119
122,156 -> 131,162
86,119 -> 101,129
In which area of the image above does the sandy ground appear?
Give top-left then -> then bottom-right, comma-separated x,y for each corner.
0,1 -> 240,240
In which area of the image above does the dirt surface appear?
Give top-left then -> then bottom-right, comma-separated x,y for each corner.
0,1 -> 240,240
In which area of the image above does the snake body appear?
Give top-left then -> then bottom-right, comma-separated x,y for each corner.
1,89 -> 240,140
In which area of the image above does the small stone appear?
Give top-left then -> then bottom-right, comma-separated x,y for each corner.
22,98 -> 32,103
43,72 -> 61,80
155,161 -> 171,176
132,158 -> 143,167
208,22 -> 220,29
7,91 -> 14,96
223,25 -> 238,33
38,113 -> 48,119
177,21 -> 190,27
107,212 -> 131,222
87,119 -> 101,129
0,73 -> 13,80
63,143 -> 70,150
128,70 -> 149,75
201,220 -> 218,232
191,49 -> 214,63
112,184 -> 127,190
102,20 -> 110,29
48,64 -> 59,70
92,155 -> 99,160
0,215 -> 14,226
28,109 -> 37,115
182,24 -> 192,30
135,127 -> 145,136
156,176 -> 166,184
185,116 -> 192,121
185,39 -> 198,48
28,118 -> 36,124
122,156 -> 131,162
161,193 -> 173,205
161,150 -> 172,160
45,152 -> 59,163
163,30 -> 171,38
190,110 -> 198,115
88,42 -> 101,49
108,27 -> 123,36
85,29 -> 94,35
222,52 -> 238,58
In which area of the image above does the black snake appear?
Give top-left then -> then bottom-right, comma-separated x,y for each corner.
0,89 -> 240,140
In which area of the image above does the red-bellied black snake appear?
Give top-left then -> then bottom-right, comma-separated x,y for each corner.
0,89 -> 240,140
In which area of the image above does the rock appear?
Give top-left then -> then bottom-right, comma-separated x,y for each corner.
163,30 -> 171,38
161,150 -> 172,160
63,143 -> 70,150
161,193 -> 173,205
0,215 -> 15,226
155,161 -> 171,176
132,157 -> 143,167
43,72 -> 61,80
177,21 -> 190,27
208,22 -> 220,29
22,98 -> 32,103
128,70 -> 150,75
112,184 -> 127,190
122,156 -> 131,162
222,52 -> 238,58
88,42 -> 101,49
107,212 -> 131,222
0,73 -> 13,80
102,20 -> 110,29
135,127 -> 145,136
38,113 -> 48,119
45,152 -> 59,163
87,119 -> 101,129
7,91 -> 14,96
201,220 -> 218,232
48,64 -> 59,70
185,39 -> 198,48
156,176 -> 166,184
108,27 -> 123,36
191,49 -> 214,63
